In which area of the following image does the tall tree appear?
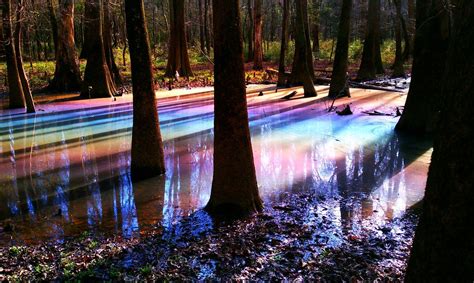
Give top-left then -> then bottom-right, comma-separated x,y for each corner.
395,0 -> 450,134
328,0 -> 352,98
206,0 -> 263,217
311,0 -> 320,54
48,0 -> 82,92
277,0 -> 289,87
165,0 -> 193,77
391,0 -> 405,77
246,0 -> 253,61
2,0 -> 26,109
14,0 -> 35,112
356,0 -> 384,81
81,0 -> 116,98
103,0 -> 122,85
289,0 -> 317,97
124,0 -> 165,180
252,0 -> 263,70
406,1 -> 474,280
47,0 -> 58,56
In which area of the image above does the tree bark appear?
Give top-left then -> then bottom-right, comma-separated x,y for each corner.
311,0 -> 320,54
289,0 -> 317,97
198,0 -> 205,53
357,0 -> 384,80
103,0 -> 122,85
48,0 -> 82,92
391,0 -> 405,77
277,0 -> 289,87
395,0 -> 450,134
125,0 -> 165,181
252,0 -> 263,70
246,0 -> 253,61
206,0 -> 263,217
406,1 -> 474,280
165,0 -> 193,77
14,0 -> 35,112
2,0 -> 26,109
47,0 -> 58,57
328,0 -> 352,98
81,0 -> 116,98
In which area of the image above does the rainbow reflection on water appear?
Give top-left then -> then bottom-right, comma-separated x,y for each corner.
0,86 -> 431,243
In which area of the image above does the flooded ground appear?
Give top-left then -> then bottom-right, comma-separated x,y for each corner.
0,85 -> 431,246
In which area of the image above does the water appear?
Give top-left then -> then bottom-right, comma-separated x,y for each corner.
0,86 -> 431,244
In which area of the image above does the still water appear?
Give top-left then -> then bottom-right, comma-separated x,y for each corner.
0,86 -> 431,244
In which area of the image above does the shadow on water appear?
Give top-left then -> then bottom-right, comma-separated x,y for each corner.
0,90 -> 431,245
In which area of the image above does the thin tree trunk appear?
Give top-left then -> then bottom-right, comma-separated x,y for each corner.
198,0 -> 205,53
47,0 -> 58,57
125,0 -> 165,181
277,0 -> 289,87
14,0 -> 35,112
406,1 -> 474,280
311,0 -> 320,54
391,0 -> 405,77
206,0 -> 263,217
2,0 -> 26,109
48,0 -> 82,92
252,0 -> 263,70
103,0 -> 122,85
328,0 -> 352,98
246,0 -> 253,61
204,0 -> 210,53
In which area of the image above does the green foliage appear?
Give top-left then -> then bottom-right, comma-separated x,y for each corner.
8,246 -> 24,256
139,264 -> 152,276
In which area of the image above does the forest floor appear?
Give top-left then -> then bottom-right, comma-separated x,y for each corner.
0,84 -> 422,281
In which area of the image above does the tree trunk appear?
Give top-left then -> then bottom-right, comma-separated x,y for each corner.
14,0 -> 35,112
206,0 -> 263,217
357,0 -> 383,80
391,0 -> 405,77
405,0 -> 415,60
80,0 -> 94,59
81,0 -> 116,98
204,0 -> 211,53
198,0 -> 205,53
328,0 -> 352,98
246,0 -> 253,61
165,0 -> 193,77
289,0 -> 317,97
311,0 -> 320,54
277,0 -> 289,87
48,0 -> 82,92
374,0 -> 384,74
395,0 -> 450,134
103,0 -> 122,85
125,0 -> 165,181
47,0 -> 58,57
2,0 -> 26,109
252,0 -> 263,70
406,1 -> 474,280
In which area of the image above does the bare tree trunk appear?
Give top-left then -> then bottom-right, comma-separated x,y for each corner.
206,0 -> 263,217
277,0 -> 289,87
391,0 -> 405,77
395,0 -> 450,134
311,0 -> 320,54
289,0 -> 317,97
103,0 -> 122,85
252,0 -> 263,70
2,0 -> 26,109
198,0 -> 205,53
204,0 -> 211,53
14,0 -> 35,112
246,0 -> 253,61
328,0 -> 352,98
47,0 -> 58,57
48,0 -> 82,92
406,1 -> 474,280
81,0 -> 116,98
125,0 -> 165,181
165,0 -> 193,77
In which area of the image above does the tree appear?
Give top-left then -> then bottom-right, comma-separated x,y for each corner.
406,1 -> 474,280
252,0 -> 263,70
289,0 -> 317,97
14,0 -> 35,112
124,0 -> 166,181
328,0 -> 352,98
103,0 -> 122,85
48,0 -> 82,92
246,0 -> 253,61
395,0 -> 450,134
2,0 -> 26,109
81,0 -> 116,98
165,0 -> 193,77
277,0 -> 289,87
391,0 -> 405,77
356,0 -> 384,81
310,0 -> 320,54
206,0 -> 263,217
